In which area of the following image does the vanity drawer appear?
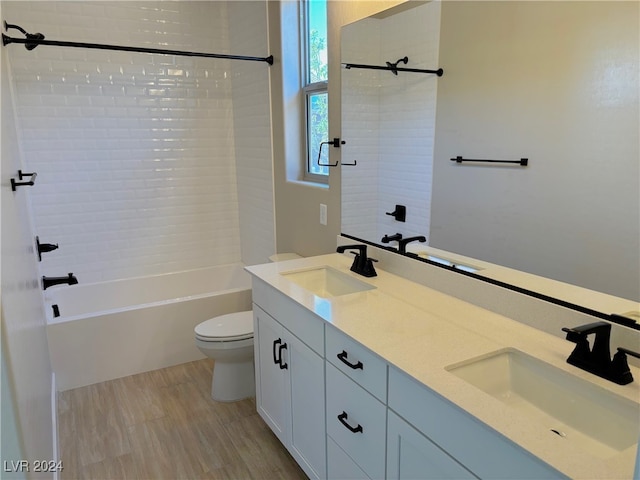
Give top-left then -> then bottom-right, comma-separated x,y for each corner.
326,325 -> 388,402
326,363 -> 386,479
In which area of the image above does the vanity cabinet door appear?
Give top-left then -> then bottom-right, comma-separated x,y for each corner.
253,303 -> 326,480
254,305 -> 290,447
288,332 -> 326,479
327,436 -> 370,480
387,411 -> 477,480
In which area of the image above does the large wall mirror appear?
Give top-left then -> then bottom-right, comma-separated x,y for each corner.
341,1 -> 639,318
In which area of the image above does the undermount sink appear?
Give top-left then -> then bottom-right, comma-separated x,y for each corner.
281,266 -> 376,298
446,348 -> 640,458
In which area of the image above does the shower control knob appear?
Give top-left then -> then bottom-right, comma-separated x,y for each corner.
36,236 -> 59,261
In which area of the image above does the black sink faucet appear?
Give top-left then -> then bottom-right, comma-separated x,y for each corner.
336,244 -> 377,277
562,321 -> 640,385
397,235 -> 426,253
381,233 -> 403,245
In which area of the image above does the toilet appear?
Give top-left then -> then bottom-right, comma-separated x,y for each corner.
195,311 -> 255,402
195,253 -> 301,402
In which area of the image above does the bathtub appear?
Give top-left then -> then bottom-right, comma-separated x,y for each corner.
46,264 -> 252,391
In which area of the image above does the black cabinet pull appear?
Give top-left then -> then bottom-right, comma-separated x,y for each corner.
337,411 -> 363,433
273,338 -> 282,365
278,342 -> 288,369
337,350 -> 363,370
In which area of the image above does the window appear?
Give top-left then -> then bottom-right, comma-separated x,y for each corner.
302,0 -> 328,180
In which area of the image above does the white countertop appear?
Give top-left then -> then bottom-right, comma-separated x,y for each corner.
246,253 -> 640,479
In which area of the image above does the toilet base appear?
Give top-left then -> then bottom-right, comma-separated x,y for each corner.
211,359 -> 255,402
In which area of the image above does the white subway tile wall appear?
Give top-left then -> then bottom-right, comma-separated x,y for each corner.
341,2 -> 441,244
228,1 -> 275,268
4,1 -> 274,283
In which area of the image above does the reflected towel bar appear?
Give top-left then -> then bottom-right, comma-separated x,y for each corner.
451,156 -> 529,166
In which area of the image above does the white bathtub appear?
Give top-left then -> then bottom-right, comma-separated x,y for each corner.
46,264 -> 252,391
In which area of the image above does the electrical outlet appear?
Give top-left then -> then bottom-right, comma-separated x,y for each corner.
320,204 -> 327,226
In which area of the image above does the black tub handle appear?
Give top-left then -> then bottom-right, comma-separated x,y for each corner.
338,411 -> 363,433
337,350 -> 363,370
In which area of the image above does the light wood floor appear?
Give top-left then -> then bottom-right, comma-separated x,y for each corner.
58,359 -> 307,479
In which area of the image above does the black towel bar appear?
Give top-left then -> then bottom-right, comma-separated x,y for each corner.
451,156 -> 528,166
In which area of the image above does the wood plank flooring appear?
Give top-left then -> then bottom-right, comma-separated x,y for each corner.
57,359 -> 307,479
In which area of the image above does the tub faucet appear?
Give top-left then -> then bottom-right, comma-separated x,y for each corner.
398,236 -> 426,253
336,244 -> 377,277
42,273 -> 78,290
562,321 -> 640,385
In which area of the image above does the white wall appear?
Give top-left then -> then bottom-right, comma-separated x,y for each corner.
430,1 -> 639,301
1,4 -> 55,470
4,1 -> 274,283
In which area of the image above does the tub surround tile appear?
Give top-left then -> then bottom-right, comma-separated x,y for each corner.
4,0 -> 275,284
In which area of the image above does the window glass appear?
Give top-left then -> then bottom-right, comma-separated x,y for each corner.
308,92 -> 328,175
307,0 -> 328,83
304,0 -> 328,180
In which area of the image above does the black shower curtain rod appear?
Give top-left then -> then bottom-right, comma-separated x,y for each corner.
342,63 -> 443,77
2,23 -> 273,65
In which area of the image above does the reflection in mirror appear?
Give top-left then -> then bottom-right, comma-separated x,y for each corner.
341,1 -> 441,244
341,1 -> 639,309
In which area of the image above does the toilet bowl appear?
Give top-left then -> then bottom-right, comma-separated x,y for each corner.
195,253 -> 301,402
195,311 -> 255,402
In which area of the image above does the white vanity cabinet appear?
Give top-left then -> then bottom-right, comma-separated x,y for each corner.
388,367 -> 566,480
252,280 -> 326,480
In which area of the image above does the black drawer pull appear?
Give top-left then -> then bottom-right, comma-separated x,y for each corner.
337,350 -> 363,370
273,338 -> 282,365
338,411 -> 363,433
278,342 -> 288,369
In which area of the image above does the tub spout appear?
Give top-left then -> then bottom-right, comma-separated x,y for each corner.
42,273 -> 78,290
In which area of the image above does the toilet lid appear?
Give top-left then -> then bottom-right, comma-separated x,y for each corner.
195,311 -> 253,341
